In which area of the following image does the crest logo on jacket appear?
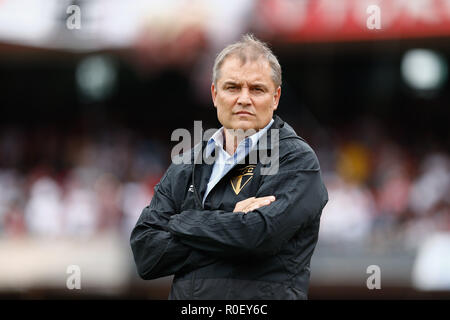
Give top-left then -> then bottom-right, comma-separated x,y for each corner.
230,165 -> 255,195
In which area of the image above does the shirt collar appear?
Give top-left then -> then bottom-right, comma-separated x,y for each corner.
205,118 -> 274,158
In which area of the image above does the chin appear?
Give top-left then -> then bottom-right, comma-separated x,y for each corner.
232,120 -> 257,131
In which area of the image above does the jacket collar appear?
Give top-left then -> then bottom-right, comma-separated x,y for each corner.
190,114 -> 288,208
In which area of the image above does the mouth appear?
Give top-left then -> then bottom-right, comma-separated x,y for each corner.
234,111 -> 254,116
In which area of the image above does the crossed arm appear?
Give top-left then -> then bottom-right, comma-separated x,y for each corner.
129,175 -> 275,280
130,146 -> 327,280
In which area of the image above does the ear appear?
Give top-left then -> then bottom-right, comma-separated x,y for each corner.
211,83 -> 217,108
272,86 -> 281,111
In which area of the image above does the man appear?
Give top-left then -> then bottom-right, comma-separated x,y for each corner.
130,34 -> 328,299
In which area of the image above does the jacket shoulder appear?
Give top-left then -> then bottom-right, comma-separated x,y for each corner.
279,137 -> 321,171
156,161 -> 191,193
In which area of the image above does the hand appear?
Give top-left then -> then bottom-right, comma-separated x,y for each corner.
233,196 -> 276,214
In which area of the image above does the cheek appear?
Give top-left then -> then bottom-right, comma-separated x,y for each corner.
216,106 -> 229,123
218,96 -> 236,111
216,93 -> 226,104
255,97 -> 274,111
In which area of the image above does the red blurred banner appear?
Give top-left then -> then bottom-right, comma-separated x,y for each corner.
257,0 -> 450,42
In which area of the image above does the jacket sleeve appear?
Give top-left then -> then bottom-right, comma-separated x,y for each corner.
167,143 -> 329,258
130,165 -> 216,280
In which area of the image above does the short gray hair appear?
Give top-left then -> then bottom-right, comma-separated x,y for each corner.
212,34 -> 282,89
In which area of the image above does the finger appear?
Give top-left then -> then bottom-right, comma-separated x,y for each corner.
257,195 -> 276,202
244,199 -> 273,212
253,198 -> 275,207
241,196 -> 275,206
239,197 -> 256,206
245,205 -> 262,213
245,196 -> 274,208
237,196 -> 275,213
234,197 -> 256,212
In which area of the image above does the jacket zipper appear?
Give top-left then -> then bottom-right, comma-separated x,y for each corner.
191,163 -> 204,209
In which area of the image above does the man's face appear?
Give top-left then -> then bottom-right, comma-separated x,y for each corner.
211,56 -> 281,131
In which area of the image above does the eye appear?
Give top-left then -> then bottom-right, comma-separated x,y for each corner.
251,87 -> 264,93
226,85 -> 239,91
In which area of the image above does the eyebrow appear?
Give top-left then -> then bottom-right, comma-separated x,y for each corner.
222,81 -> 240,87
250,83 -> 268,89
222,81 -> 268,89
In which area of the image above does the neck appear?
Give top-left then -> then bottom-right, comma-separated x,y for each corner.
223,128 -> 256,155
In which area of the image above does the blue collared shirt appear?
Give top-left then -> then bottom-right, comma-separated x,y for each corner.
202,118 -> 274,205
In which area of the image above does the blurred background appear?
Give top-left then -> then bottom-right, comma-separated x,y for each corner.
0,0 -> 449,299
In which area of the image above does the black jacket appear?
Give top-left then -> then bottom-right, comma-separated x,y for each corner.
130,115 -> 328,299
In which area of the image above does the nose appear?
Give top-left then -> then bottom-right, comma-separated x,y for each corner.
237,88 -> 251,107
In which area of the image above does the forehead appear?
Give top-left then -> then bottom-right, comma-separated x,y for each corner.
219,56 -> 273,84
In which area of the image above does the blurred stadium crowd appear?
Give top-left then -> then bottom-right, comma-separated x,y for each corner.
1,0 -> 450,297
0,118 -> 448,252
0,128 -> 166,240
316,126 -> 449,251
